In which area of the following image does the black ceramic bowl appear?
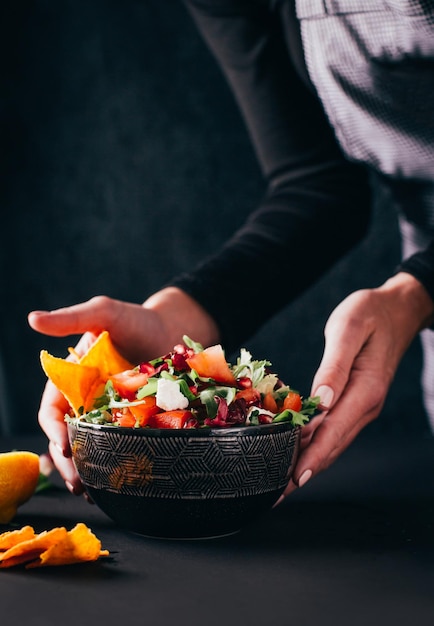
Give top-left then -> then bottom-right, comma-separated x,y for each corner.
67,421 -> 301,539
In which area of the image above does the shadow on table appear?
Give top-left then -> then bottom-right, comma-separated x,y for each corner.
235,496 -> 434,555
163,433 -> 434,558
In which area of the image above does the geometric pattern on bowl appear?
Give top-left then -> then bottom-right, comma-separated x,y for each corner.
68,423 -> 300,500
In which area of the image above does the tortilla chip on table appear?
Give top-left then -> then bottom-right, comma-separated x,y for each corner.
0,523 -> 109,569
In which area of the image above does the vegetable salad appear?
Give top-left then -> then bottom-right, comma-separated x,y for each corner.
68,336 -> 320,429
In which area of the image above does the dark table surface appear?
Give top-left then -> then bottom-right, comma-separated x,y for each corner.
1,431 -> 434,626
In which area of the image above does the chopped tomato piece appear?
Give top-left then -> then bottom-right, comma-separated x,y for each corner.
129,396 -> 159,426
262,391 -> 278,413
109,369 -> 149,401
283,391 -> 302,412
235,387 -> 261,406
113,408 -> 136,428
186,345 -> 236,385
148,410 -> 193,429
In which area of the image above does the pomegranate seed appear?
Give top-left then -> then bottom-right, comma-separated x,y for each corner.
237,376 -> 252,389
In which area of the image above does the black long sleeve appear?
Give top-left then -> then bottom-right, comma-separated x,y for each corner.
169,0 -> 372,351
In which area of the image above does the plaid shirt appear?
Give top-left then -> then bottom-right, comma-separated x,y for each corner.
296,0 -> 434,218
295,0 -> 434,297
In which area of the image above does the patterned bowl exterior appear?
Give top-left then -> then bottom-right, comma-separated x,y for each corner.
68,422 -> 300,539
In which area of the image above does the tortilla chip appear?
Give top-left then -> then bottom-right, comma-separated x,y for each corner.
40,351 -> 102,416
79,330 -> 132,377
0,524 -> 109,569
0,551 -> 44,569
0,525 -> 37,550
0,527 -> 67,567
27,523 -> 109,568
40,331 -> 133,416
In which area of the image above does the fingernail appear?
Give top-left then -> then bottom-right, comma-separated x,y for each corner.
273,494 -> 285,508
66,480 -> 86,496
314,385 -> 334,409
298,469 -> 313,488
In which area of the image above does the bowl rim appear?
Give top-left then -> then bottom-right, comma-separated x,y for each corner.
67,420 -> 300,438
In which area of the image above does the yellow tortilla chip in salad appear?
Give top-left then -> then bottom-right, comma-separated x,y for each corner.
78,330 -> 132,378
40,330 -> 133,416
40,351 -> 103,416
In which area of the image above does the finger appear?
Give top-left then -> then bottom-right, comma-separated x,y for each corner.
279,366 -> 386,501
293,376 -> 383,488
273,478 -> 297,506
70,332 -> 101,358
311,301 -> 372,409
299,412 -> 326,449
38,381 -> 72,457
28,297 -> 156,363
37,356 -> 90,497
28,296 -> 118,337
273,414 -> 327,506
48,441 -> 85,495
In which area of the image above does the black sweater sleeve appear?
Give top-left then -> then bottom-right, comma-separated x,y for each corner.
169,0 -> 372,352
398,242 -> 434,303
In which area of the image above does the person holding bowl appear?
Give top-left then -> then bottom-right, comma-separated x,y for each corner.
28,1 -> 434,499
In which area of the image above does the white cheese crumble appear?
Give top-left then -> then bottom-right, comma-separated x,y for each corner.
156,378 -> 189,411
245,406 -> 275,425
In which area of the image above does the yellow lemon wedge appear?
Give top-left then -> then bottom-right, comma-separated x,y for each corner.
0,451 -> 40,524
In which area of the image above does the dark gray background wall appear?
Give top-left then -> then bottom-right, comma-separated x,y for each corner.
1,0 -> 428,436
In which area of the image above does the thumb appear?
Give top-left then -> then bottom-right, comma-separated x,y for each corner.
310,305 -> 369,411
